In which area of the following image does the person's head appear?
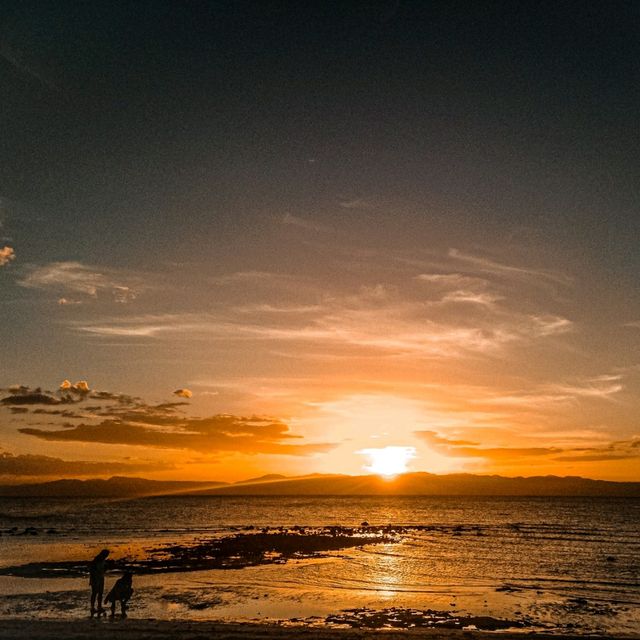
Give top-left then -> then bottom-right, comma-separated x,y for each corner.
97,549 -> 110,560
122,571 -> 133,583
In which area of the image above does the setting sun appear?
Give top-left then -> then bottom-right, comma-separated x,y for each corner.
358,446 -> 416,478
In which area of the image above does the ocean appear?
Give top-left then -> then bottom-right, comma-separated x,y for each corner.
0,495 -> 638,634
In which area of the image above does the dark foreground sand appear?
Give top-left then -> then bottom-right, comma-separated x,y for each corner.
1,620 -> 626,640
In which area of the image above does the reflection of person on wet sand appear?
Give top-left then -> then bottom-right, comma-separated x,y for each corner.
104,571 -> 134,617
89,549 -> 110,617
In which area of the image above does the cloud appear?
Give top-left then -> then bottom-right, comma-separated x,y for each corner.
19,261 -> 142,303
479,375 -> 624,409
38,247 -> 574,371
415,430 -> 640,464
440,290 -> 502,307
7,385 -> 334,456
20,413 -> 334,456
72,280 -> 572,359
415,273 -> 489,288
233,303 -> 322,314
60,380 -> 90,394
0,384 -> 139,413
209,270 -> 310,289
0,451 -> 166,478
173,388 -> 193,399
448,249 -> 572,286
415,273 -> 502,307
416,431 -> 560,460
2,391 -> 61,405
0,246 -> 15,266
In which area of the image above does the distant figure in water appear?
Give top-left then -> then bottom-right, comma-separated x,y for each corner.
89,549 -> 110,617
104,571 -> 134,617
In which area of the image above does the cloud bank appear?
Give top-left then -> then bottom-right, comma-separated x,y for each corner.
2,384 -> 334,457
0,451 -> 166,477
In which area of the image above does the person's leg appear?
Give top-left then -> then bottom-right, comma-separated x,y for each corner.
96,582 -> 105,614
110,600 -> 116,617
90,588 -> 97,616
121,599 -> 127,617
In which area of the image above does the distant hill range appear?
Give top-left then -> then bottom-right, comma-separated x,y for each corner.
0,476 -> 225,498
1,472 -> 639,497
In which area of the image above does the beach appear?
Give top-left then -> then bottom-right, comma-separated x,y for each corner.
0,619 -> 625,640
1,495 -> 638,636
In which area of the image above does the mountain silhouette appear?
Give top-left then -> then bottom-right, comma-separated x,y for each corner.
0,476 -> 225,497
0,473 -> 638,497
190,472 -> 640,497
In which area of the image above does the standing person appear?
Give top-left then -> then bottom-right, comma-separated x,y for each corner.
89,549 -> 110,617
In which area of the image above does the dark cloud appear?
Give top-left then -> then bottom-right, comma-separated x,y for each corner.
32,408 -> 82,417
20,413 -> 334,456
89,391 -> 139,404
1,392 -> 61,405
416,430 -> 560,459
0,451 -> 167,477
416,430 -> 640,464
1,385 -> 140,410
553,453 -> 638,462
4,383 -> 334,456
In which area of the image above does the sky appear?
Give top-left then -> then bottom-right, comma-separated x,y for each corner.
1,1 -> 639,483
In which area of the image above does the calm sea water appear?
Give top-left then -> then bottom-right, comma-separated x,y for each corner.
0,496 -> 639,634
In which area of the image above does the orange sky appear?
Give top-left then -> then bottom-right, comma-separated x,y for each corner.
1,4 -> 639,484
2,244 -> 639,483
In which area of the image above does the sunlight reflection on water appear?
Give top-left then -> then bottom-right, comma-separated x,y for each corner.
0,496 -> 638,633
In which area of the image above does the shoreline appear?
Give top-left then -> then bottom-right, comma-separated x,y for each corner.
0,619 -> 628,640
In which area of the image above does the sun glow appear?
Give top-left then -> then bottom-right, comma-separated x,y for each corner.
358,446 -> 416,478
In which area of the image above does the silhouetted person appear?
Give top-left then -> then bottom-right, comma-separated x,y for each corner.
104,571 -> 134,617
89,549 -> 110,617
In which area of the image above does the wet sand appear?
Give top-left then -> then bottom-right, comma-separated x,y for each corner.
2,525 -> 637,635
0,619 -> 620,640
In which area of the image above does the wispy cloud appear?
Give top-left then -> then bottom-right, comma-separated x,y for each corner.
448,248 -> 572,286
415,272 -> 501,307
73,306 -> 571,358
71,264 -> 573,361
233,303 -> 323,315
415,273 -> 489,288
19,261 -> 143,303
478,375 -> 624,409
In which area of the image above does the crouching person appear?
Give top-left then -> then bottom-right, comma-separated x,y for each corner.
104,571 -> 134,617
